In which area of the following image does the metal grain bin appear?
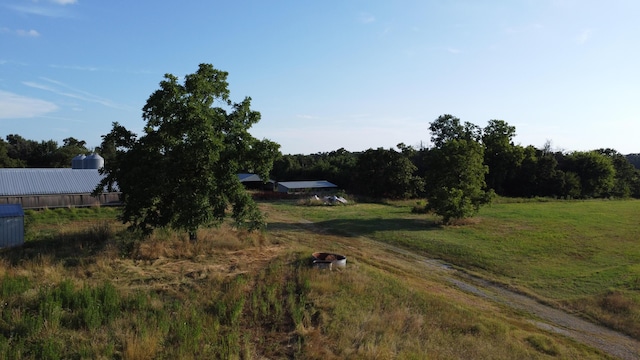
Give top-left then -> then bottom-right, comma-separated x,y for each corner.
83,153 -> 104,170
0,204 -> 24,248
72,154 -> 86,169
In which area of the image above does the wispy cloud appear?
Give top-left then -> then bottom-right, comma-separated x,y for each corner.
447,47 -> 462,54
23,77 -> 127,110
1,27 -> 40,37
0,91 -> 58,119
6,4 -> 74,18
16,29 -> 40,37
577,29 -> 592,44
358,12 -> 376,24
49,64 -> 100,72
48,64 -> 154,75
50,0 -> 78,5
0,59 -> 28,66
296,114 -> 319,120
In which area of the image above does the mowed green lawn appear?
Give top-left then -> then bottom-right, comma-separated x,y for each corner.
267,198 -> 640,335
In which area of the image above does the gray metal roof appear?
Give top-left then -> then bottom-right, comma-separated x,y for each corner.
0,204 -> 24,217
277,180 -> 337,189
238,173 -> 274,183
0,169 -> 108,196
238,173 -> 262,182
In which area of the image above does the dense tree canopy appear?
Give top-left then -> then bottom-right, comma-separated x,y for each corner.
597,149 -> 639,198
0,138 -> 21,168
482,120 -> 524,195
424,138 -> 493,223
271,148 -> 357,190
353,146 -> 424,199
424,116 -> 493,223
96,64 -> 280,239
0,135 -> 91,168
563,151 -> 615,198
429,114 -> 481,148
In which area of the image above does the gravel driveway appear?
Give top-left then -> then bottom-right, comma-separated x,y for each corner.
390,243 -> 640,360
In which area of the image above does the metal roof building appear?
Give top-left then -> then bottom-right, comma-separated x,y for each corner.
238,173 -> 264,182
0,204 -> 24,248
0,169 -> 106,195
276,180 -> 338,193
0,168 -> 120,209
238,173 -> 275,191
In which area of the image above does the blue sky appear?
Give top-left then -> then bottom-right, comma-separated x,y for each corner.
1,0 -> 639,155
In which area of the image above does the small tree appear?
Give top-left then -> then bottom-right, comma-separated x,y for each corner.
423,115 -> 493,224
95,64 -> 280,239
424,139 -> 493,223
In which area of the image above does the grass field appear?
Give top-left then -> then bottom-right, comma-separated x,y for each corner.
268,198 -> 640,339
0,201 -> 633,358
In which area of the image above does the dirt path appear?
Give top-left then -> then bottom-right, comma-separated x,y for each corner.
292,218 -> 640,360
375,238 -> 640,360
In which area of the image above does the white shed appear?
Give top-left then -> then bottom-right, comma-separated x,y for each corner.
0,204 -> 24,248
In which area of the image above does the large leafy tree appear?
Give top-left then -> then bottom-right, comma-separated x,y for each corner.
429,114 -> 481,147
96,64 -> 280,239
424,116 -> 492,224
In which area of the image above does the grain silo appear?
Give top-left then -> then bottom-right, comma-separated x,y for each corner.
84,153 -> 104,169
72,154 -> 86,169
0,204 -> 24,248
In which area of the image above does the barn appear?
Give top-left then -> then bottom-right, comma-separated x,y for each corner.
0,204 -> 24,248
238,173 -> 275,191
0,154 -> 120,209
276,180 -> 338,194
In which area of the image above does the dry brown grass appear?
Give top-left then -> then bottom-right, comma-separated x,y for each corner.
121,328 -> 163,360
569,289 -> 640,339
134,224 -> 268,260
0,206 -> 616,359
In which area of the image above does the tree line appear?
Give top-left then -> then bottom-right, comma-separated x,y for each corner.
272,115 -> 640,201
0,135 -> 93,168
3,118 -> 640,202
3,63 -> 640,231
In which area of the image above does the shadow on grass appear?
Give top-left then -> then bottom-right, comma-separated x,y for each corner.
0,223 -> 115,267
267,217 -> 440,237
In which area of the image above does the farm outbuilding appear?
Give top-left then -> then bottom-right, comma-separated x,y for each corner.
0,204 -> 24,248
0,154 -> 120,209
276,180 -> 338,194
238,173 -> 275,191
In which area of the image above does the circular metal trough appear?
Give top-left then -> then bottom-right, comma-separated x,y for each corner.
312,252 -> 347,269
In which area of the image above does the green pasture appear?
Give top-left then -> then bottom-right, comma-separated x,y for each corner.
1,202 -> 629,356
267,199 -> 640,312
